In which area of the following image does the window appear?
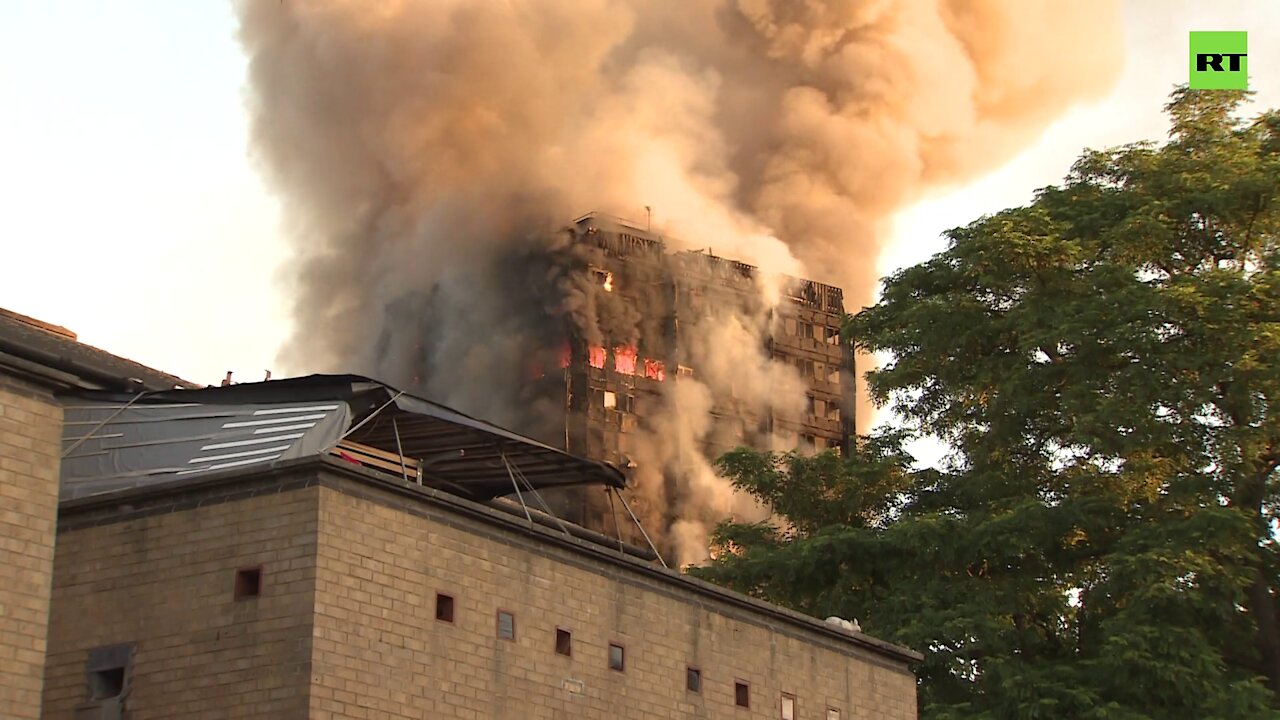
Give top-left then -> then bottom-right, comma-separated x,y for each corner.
782,693 -> 795,720
89,667 -> 124,700
800,322 -> 815,339
608,643 -> 625,671
234,567 -> 262,600
85,643 -> 134,701
603,390 -> 617,409
686,666 -> 701,693
555,628 -> 572,656
497,610 -> 515,641
435,593 -> 454,623
827,709 -> 842,720
735,680 -> 751,708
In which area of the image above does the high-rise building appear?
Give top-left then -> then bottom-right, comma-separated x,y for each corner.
522,213 -> 855,541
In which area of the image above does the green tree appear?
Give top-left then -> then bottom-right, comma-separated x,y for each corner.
695,89 -> 1280,718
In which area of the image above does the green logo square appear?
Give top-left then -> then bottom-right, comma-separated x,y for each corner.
1190,31 -> 1248,90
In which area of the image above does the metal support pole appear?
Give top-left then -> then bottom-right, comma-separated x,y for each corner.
613,487 -> 668,569
501,452 -> 534,525
62,391 -> 147,458
391,416 -> 410,484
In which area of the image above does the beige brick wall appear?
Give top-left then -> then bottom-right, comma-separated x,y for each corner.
43,488 -> 320,719
0,375 -> 62,720
312,482 -> 917,720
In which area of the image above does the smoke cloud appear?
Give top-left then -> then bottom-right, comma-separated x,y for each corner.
237,0 -> 1122,564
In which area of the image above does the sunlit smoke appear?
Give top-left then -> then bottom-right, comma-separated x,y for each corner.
237,0 -> 1123,565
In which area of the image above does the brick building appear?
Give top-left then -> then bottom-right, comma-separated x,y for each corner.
0,308 -> 194,720
41,374 -> 918,719
0,308 -> 919,718
45,456 -> 919,719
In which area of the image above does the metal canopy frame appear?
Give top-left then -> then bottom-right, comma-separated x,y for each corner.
72,374 -> 626,502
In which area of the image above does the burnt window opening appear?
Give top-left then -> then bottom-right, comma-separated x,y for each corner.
686,666 -> 701,693
497,610 -> 515,641
555,628 -> 572,656
435,593 -> 454,623
735,680 -> 751,708
799,322 -> 815,340
608,643 -> 625,671
85,643 -> 134,702
233,566 -> 262,600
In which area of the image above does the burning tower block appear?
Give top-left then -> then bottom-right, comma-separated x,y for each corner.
526,213 -> 855,551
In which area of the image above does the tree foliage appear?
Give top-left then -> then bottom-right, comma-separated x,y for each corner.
694,89 -> 1280,718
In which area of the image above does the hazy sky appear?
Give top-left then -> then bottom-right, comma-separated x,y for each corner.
1,1 -> 1277,391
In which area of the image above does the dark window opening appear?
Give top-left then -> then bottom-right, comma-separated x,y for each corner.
735,680 -> 751,708
435,593 -> 454,623
555,628 -> 572,656
234,567 -> 262,600
497,610 -> 515,640
686,666 -> 701,693
85,643 -> 134,702
89,667 -> 124,700
608,643 -> 625,671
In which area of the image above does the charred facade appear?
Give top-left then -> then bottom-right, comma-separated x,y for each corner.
521,213 -> 855,546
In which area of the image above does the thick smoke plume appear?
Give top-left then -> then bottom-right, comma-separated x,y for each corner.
237,0 -> 1122,564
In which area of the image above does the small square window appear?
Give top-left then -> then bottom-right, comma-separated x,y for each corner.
608,643 -> 625,671
89,667 -> 124,700
782,693 -> 795,720
735,680 -> 750,708
497,610 -> 515,641
827,709 -> 842,720
234,567 -> 262,600
435,593 -> 454,623
686,666 -> 701,693
555,628 -> 572,656
85,643 -> 133,702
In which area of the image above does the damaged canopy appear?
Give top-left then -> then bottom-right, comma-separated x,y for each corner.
59,374 -> 625,501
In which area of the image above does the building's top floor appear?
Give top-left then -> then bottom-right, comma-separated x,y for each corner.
570,212 -> 846,315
